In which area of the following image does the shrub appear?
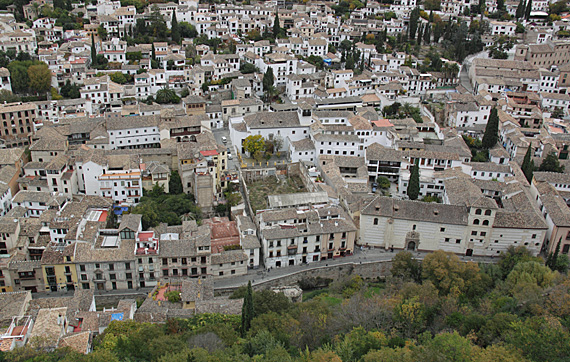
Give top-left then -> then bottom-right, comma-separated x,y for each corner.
165,290 -> 181,303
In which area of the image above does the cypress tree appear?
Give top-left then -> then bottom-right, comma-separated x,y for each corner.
273,11 -> 281,39
482,107 -> 499,149
516,0 -> 526,18
429,10 -> 434,23
91,34 -> 97,67
522,145 -> 535,182
478,0 -> 485,14
171,11 -> 180,44
240,281 -> 254,337
417,24 -> 423,46
547,240 -> 561,270
407,162 -> 420,201
409,7 -> 420,39
497,0 -> 505,11
423,24 -> 431,44
525,0 -> 532,20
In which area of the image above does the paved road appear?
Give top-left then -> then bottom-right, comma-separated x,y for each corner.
459,51 -> 488,93
213,247 -> 498,289
212,127 -> 239,170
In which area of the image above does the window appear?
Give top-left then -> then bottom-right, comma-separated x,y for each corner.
484,210 -> 492,216
125,262 -> 131,270
80,265 -> 86,272
440,227 -> 445,232
412,225 -> 416,230
475,209 -> 482,215
109,264 -> 114,271
162,258 -> 168,265
471,231 -> 477,236
482,220 -> 489,226
373,218 -> 378,225
473,219 -> 480,225
110,274 -> 116,280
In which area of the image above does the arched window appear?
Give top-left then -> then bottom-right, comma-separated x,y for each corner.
484,210 -> 492,216
473,219 -> 480,225
475,209 -> 482,215
483,220 -> 489,226
373,218 -> 378,225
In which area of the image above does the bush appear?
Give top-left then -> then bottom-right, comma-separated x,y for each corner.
298,276 -> 333,290
329,274 -> 364,298
165,290 -> 181,303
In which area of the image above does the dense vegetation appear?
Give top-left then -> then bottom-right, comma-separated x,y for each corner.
2,247 -> 569,361
131,172 -> 200,229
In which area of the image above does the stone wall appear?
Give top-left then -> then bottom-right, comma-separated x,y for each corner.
95,292 -> 148,308
215,260 -> 393,294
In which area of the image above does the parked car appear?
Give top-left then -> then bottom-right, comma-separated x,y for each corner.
221,136 -> 227,143
371,182 -> 378,193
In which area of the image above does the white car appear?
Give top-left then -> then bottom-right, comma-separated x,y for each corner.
221,136 -> 227,143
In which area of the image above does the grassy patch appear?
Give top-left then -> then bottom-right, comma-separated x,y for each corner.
364,286 -> 383,298
303,288 -> 329,302
321,295 -> 342,306
247,175 -> 307,212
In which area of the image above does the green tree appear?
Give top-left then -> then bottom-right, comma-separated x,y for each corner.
155,87 -> 180,104
171,11 -> 180,44
252,290 -> 291,317
497,0 -> 505,11
27,63 -> 52,94
168,170 -> 183,194
97,24 -> 108,41
525,0 -> 532,20
407,162 -> 420,200
243,135 -> 265,156
179,22 -> 197,38
506,261 -> 555,290
409,7 -> 420,39
391,251 -> 422,282
516,0 -> 526,17
240,63 -> 257,74
262,67 -> 274,100
376,176 -> 391,190
273,11 -> 281,39
498,246 -> 541,278
110,72 -> 128,84
539,152 -> 564,173
91,33 -> 97,67
521,145 -> 535,182
151,43 -> 157,66
8,61 -> 30,94
240,281 -> 254,337
482,107 -> 499,149
422,250 -> 481,296
505,316 -> 570,361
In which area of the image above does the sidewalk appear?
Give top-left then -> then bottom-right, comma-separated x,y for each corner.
213,248 -> 497,289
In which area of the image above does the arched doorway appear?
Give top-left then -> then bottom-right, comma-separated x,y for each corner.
405,231 -> 420,251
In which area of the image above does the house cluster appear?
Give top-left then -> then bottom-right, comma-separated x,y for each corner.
3,0 -> 570,352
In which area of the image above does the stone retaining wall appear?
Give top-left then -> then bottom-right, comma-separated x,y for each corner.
215,260 -> 393,295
